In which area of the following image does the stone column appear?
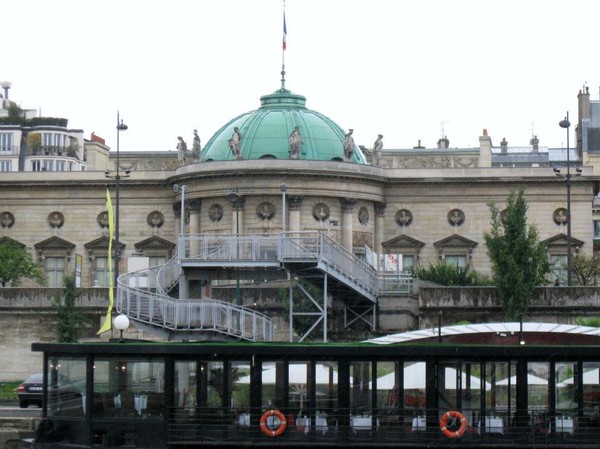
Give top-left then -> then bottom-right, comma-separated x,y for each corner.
188,198 -> 202,257
374,201 -> 386,254
288,195 -> 303,234
227,195 -> 245,235
340,198 -> 357,252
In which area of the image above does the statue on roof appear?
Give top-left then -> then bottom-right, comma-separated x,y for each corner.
343,129 -> 355,161
176,136 -> 187,165
372,134 -> 383,166
229,127 -> 242,159
289,126 -> 302,159
192,129 -> 201,161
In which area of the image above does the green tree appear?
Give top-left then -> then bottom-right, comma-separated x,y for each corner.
277,280 -> 323,341
484,187 -> 550,320
0,240 -> 46,287
54,275 -> 91,342
413,261 -> 493,286
571,253 -> 600,286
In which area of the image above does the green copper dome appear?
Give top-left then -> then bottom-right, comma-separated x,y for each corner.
200,87 -> 367,164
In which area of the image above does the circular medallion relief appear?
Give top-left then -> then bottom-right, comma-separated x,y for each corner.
553,208 -> 568,225
312,203 -> 330,222
97,212 -> 109,228
209,204 -> 224,223
256,202 -> 276,221
147,211 -> 165,228
448,209 -> 465,226
395,209 -> 413,227
48,211 -> 65,228
358,207 -> 369,225
0,211 -> 15,228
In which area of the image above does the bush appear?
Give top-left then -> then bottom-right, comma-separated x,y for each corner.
413,261 -> 494,286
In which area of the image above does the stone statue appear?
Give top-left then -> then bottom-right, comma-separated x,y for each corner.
229,127 -> 242,159
192,129 -> 201,161
343,129 -> 355,161
289,126 -> 302,159
176,136 -> 187,165
372,134 -> 383,166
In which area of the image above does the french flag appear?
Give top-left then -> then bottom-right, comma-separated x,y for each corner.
282,12 -> 287,51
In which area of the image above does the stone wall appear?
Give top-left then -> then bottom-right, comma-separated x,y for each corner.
2,286 -> 600,381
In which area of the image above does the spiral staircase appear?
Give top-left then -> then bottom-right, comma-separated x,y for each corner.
116,232 -> 412,342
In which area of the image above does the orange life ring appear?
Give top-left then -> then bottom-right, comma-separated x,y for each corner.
440,410 -> 468,439
260,409 -> 287,437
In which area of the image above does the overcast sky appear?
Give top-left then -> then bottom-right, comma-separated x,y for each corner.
3,0 -> 600,154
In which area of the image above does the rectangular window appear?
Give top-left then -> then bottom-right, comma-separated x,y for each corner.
444,255 -> 467,267
0,133 -> 13,153
45,257 -> 66,287
94,257 -> 110,287
32,160 -> 41,171
594,221 -> 600,239
43,132 -> 52,148
47,356 -> 86,419
42,159 -> 54,171
551,255 -> 567,284
56,160 -> 66,171
0,160 -> 11,172
402,255 -> 414,271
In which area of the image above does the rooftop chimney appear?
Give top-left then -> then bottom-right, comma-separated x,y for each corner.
530,135 -> 539,152
500,138 -> 508,153
0,81 -> 11,100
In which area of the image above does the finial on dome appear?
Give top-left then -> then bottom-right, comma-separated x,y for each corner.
281,65 -> 286,90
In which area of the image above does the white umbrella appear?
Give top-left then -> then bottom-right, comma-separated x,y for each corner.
238,364 -> 342,384
496,373 -> 548,386
369,363 -> 489,390
560,368 -> 600,386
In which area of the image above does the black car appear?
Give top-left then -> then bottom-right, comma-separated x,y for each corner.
17,373 -> 81,409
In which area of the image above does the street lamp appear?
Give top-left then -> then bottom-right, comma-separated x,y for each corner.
173,184 -> 187,236
556,112 -> 581,286
226,187 -> 242,307
280,183 -> 287,232
113,314 -> 130,343
105,112 -> 129,289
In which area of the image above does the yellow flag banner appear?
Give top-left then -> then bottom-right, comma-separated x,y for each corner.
97,188 -> 115,335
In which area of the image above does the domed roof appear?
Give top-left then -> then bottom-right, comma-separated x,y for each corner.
200,86 -> 367,164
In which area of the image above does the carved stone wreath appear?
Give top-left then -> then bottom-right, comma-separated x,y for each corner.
97,212 -> 109,228
358,207 -> 369,225
256,202 -> 275,221
395,209 -> 413,227
209,204 -> 224,223
0,211 -> 15,228
48,211 -> 65,228
147,211 -> 165,228
447,209 -> 465,226
312,203 -> 330,222
553,208 -> 568,225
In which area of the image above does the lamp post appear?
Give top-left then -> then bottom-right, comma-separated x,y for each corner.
105,112 -> 128,289
172,184 -> 187,257
113,314 -> 130,343
280,183 -> 287,232
226,187 -> 242,307
556,112 -> 580,286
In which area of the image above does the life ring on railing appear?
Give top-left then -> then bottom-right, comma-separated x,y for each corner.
260,409 -> 287,437
440,410 -> 468,439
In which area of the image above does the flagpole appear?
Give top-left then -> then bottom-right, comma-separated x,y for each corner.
281,0 -> 286,89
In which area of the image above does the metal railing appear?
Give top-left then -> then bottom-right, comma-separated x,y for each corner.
166,405 -> 594,447
117,266 -> 273,342
116,232 -> 411,341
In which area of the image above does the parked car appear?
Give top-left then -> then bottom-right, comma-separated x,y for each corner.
17,373 -> 81,409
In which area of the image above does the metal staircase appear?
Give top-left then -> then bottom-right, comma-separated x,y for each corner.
116,232 -> 412,341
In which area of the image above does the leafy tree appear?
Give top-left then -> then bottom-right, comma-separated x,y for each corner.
413,261 -> 493,286
571,253 -> 600,286
54,275 -> 91,343
484,187 -> 550,320
0,240 -> 46,287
